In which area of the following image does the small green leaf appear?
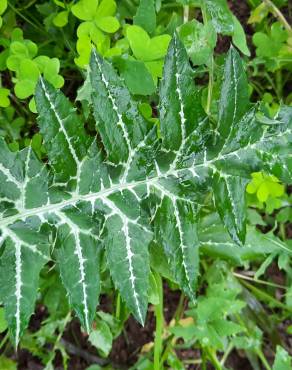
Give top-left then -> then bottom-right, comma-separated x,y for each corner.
95,15 -> 119,33
89,321 -> 113,357
117,58 -> 156,95
71,0 -> 97,21
133,0 -> 156,35
14,80 -> 36,99
178,20 -> 217,65
273,346 -> 292,370
96,0 -> 116,17
18,59 -> 39,82
205,0 -> 234,35
126,25 -> 171,62
0,0 -> 7,15
0,88 -> 10,107
232,16 -> 250,56
53,10 -> 69,27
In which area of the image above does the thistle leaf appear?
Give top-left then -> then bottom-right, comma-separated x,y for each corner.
0,38 -> 291,344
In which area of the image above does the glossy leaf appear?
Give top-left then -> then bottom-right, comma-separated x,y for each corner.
0,37 -> 291,346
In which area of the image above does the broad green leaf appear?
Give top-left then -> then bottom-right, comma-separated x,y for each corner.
216,47 -> 250,143
212,47 -> 253,243
213,174 -> 248,244
253,22 -> 288,60
89,50 -> 152,165
18,59 -> 39,81
56,209 -> 101,332
14,80 -> 36,99
0,307 -> 8,332
0,38 -> 291,345
0,143 -> 50,346
154,198 -> 199,299
0,356 -> 16,370
105,212 -> 151,324
133,0 -> 156,35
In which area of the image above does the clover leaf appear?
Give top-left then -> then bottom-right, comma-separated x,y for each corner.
246,172 -> 285,213
5,29 -> 64,108
72,0 -> 120,67
0,87 -> 9,107
253,22 -> 291,71
126,25 -> 171,84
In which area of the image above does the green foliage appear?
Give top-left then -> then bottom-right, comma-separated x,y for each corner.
273,346 -> 292,370
126,25 -> 171,85
171,263 -> 245,349
204,0 -> 250,56
0,1 -> 291,368
133,0 -> 156,35
3,28 -> 64,111
0,0 -> 7,28
72,0 -> 120,66
246,172 -> 285,213
253,22 -> 292,71
0,36 -> 291,347
178,20 -> 217,65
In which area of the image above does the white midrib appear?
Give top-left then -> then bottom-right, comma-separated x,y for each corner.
1,123 -> 289,228
0,176 -> 155,227
1,122 -> 290,228
0,159 -> 209,227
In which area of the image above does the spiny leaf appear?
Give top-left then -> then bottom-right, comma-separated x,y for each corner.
0,37 -> 291,345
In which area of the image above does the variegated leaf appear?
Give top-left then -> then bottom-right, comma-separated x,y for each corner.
0,35 -> 291,346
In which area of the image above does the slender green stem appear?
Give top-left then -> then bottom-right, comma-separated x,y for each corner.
153,272 -> 164,370
220,342 -> 234,366
0,332 -> 9,350
183,5 -> 189,23
262,0 -> 291,31
202,350 -> 207,370
115,293 -> 121,320
205,347 -> 223,370
206,57 -> 214,115
160,293 -> 185,366
240,280 -> 291,311
264,72 -> 281,101
233,272 -> 288,290
280,222 -> 286,241
45,312 -> 71,367
7,2 -> 45,34
256,349 -> 272,370
276,70 -> 283,100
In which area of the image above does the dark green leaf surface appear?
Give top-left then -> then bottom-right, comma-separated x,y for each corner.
0,37 -> 291,344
